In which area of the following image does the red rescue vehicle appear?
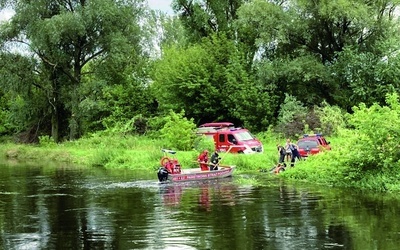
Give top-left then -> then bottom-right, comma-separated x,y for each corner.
196,122 -> 263,154
297,134 -> 331,157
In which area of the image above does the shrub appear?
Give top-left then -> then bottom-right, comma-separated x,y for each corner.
159,110 -> 197,151
276,94 -> 309,137
193,135 -> 215,153
38,135 -> 57,147
314,101 -> 346,136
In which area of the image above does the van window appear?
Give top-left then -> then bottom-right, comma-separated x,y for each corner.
228,134 -> 236,144
298,140 -> 318,149
219,134 -> 225,142
235,131 -> 254,141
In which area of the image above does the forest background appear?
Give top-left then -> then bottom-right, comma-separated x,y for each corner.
1,0 -> 400,192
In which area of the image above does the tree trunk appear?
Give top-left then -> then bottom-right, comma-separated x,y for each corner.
69,85 -> 79,140
50,71 -> 60,142
69,62 -> 82,140
51,108 -> 59,143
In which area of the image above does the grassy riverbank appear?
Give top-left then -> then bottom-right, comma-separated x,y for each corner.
2,126 -> 400,192
0,132 -> 280,172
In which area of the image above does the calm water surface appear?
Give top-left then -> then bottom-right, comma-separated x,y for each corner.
1,162 -> 400,250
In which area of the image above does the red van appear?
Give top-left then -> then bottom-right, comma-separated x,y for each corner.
296,134 -> 331,157
197,122 -> 263,154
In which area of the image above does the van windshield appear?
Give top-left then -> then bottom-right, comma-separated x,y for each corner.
235,131 -> 255,141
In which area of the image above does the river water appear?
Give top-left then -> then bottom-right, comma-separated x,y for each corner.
0,162 -> 400,250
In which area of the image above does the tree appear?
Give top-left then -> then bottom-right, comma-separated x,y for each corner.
0,52 -> 50,142
172,0 -> 245,41
171,0 -> 256,67
236,0 -> 400,108
152,12 -> 189,50
329,45 -> 400,110
152,34 -> 273,131
0,0 -> 147,141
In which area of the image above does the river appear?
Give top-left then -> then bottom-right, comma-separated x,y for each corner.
0,162 -> 399,250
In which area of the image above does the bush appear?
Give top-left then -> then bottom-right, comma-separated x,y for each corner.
276,94 -> 309,137
276,95 -> 347,138
193,135 -> 215,153
314,101 -> 346,136
159,110 -> 197,151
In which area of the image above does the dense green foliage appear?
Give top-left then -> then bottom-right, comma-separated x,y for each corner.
151,34 -> 272,129
2,0 -> 400,192
1,0 -> 400,140
0,0 -> 150,142
283,93 -> 400,192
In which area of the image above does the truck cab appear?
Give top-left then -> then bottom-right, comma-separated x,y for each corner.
197,122 -> 263,154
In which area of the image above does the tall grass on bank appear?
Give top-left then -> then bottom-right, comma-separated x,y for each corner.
0,131 -> 283,173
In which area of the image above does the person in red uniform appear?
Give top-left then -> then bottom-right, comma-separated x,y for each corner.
197,150 -> 209,171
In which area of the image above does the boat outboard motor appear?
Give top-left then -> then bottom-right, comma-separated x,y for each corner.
157,167 -> 169,182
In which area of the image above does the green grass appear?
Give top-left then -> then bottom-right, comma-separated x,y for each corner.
2,131 -> 400,192
0,133 -> 283,171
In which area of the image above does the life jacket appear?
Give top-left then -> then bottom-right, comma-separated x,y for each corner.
198,152 -> 208,162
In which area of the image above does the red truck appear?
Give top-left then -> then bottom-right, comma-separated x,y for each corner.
196,122 -> 263,154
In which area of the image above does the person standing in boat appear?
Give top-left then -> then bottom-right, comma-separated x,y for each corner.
210,151 -> 220,171
197,150 -> 209,171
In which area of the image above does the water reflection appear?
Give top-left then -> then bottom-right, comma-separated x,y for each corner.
159,179 -> 237,212
160,184 -> 183,207
1,163 -> 400,249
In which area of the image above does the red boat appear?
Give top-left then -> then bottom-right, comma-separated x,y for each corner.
157,149 -> 235,182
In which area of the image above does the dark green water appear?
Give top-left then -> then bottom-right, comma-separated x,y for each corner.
0,162 -> 400,250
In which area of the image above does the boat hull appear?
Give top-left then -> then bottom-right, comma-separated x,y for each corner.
166,166 -> 235,182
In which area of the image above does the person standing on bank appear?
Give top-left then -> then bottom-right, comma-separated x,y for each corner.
285,139 -> 292,162
277,144 -> 286,163
291,142 -> 301,162
210,151 -> 220,171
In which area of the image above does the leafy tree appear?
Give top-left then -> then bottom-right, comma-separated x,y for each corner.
277,94 -> 307,125
0,52 -> 51,142
154,12 -> 189,49
172,0 -> 245,41
152,34 -> 273,131
0,90 -> 12,135
0,0 -> 147,141
236,0 -> 400,109
275,94 -> 308,137
151,42 -> 214,122
79,47 -> 156,134
329,45 -> 400,110
171,0 -> 258,68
